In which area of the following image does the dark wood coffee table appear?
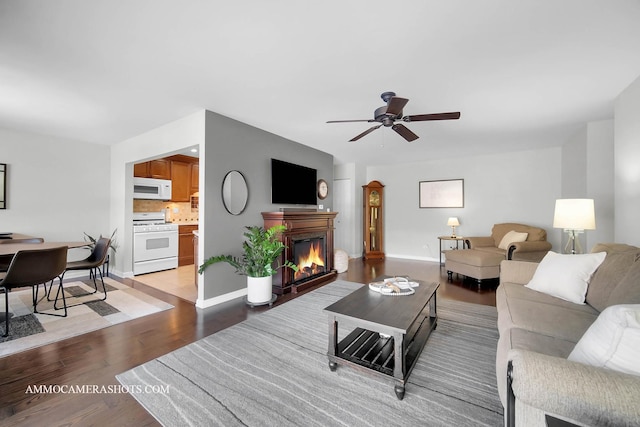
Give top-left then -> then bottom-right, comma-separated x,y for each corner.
324,278 -> 439,400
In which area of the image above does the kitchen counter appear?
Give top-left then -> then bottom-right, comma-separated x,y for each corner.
171,221 -> 199,226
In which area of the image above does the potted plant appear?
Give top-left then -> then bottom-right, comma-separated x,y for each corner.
198,225 -> 298,305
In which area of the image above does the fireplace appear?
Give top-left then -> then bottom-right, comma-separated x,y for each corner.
262,211 -> 338,294
292,236 -> 326,283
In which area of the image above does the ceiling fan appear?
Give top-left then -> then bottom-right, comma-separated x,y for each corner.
327,91 -> 460,142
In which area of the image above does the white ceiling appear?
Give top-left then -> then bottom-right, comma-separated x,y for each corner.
2,0 -> 640,166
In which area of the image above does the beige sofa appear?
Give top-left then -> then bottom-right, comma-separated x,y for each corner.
445,223 -> 552,285
497,243 -> 640,426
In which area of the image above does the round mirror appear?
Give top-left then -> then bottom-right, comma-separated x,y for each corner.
221,170 -> 248,215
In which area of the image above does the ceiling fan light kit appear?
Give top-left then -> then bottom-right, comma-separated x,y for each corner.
327,91 -> 460,142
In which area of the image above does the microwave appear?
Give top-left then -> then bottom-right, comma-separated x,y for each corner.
133,177 -> 172,200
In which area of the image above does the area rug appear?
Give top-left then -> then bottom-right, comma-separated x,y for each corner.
1,277 -> 173,357
117,280 -> 502,426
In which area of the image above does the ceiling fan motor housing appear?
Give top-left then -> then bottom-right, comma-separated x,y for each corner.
374,105 -> 399,126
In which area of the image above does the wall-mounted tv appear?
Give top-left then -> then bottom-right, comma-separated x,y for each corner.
271,158 -> 317,205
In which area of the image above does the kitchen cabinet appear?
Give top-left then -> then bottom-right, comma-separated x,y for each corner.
190,163 -> 199,194
178,224 -> 198,266
166,154 -> 199,202
133,159 -> 171,179
170,160 -> 191,202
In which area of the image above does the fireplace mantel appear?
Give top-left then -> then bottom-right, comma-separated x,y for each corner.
262,211 -> 338,294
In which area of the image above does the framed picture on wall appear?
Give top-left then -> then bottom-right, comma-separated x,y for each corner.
419,179 -> 464,208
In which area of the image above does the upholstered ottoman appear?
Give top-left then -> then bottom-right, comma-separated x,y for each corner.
444,249 -> 504,287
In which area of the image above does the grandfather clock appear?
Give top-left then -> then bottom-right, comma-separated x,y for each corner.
363,180 -> 385,259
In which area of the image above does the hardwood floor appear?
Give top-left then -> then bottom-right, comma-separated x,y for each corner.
0,258 -> 495,426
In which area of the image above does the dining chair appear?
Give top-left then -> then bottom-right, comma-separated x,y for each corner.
51,237 -> 111,309
0,237 -> 45,272
0,246 -> 68,337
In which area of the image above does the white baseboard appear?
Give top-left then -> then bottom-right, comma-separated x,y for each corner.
196,288 -> 247,309
385,253 -> 439,263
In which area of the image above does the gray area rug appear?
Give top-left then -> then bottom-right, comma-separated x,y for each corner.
117,280 -> 503,426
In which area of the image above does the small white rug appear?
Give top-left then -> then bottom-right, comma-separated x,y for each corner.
1,277 -> 173,357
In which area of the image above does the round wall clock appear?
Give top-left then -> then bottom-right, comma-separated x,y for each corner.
317,179 -> 328,200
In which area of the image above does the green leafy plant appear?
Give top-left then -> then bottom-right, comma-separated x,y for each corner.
198,225 -> 298,277
83,228 -> 118,254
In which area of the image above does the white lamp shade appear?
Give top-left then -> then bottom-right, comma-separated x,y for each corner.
553,199 -> 596,230
447,217 -> 460,227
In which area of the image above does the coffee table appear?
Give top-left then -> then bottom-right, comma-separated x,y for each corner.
324,277 -> 439,400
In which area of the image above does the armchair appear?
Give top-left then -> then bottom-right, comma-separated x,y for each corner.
465,223 -> 552,262
444,223 -> 552,286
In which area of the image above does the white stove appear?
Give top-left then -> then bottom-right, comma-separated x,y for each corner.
133,212 -> 179,275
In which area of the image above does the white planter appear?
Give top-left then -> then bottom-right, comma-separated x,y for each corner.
246,275 -> 273,304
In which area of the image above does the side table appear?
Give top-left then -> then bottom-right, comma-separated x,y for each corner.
438,236 -> 466,266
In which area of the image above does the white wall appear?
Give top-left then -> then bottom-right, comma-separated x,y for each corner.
334,162 -> 367,257
614,74 -> 640,244
110,111 -> 206,277
560,120 -> 615,251
561,127 -> 588,197
0,127 -> 110,261
586,120 -> 615,249
366,147 -> 562,261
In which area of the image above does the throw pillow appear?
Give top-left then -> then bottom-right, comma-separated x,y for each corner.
498,230 -> 529,250
568,304 -> 640,376
525,251 -> 606,304
586,251 -> 639,312
607,254 -> 640,308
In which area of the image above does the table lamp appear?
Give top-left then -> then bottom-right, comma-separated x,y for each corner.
553,199 -> 596,254
447,217 -> 460,238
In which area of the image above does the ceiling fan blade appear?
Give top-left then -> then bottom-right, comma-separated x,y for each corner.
403,112 -> 461,122
349,124 -> 382,142
385,96 -> 409,116
392,124 -> 419,142
327,119 -> 374,123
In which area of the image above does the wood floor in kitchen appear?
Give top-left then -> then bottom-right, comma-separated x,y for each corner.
131,264 -> 198,303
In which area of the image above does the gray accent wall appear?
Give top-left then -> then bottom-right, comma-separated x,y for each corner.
201,111 -> 334,301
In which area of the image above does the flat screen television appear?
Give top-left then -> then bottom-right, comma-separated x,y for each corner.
271,158 -> 317,205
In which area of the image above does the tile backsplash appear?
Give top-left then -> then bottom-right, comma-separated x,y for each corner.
133,200 -> 199,223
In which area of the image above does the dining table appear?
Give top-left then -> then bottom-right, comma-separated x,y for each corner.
0,241 -> 90,256
1,234 -> 89,323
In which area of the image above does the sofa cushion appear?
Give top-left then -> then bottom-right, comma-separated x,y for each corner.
497,282 -> 597,314
587,250 -> 640,311
499,290 -> 599,341
525,251 -> 606,304
607,255 -> 640,308
568,305 -> 640,376
498,230 -> 529,250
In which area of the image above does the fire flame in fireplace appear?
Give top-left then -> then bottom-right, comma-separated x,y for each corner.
294,240 -> 325,281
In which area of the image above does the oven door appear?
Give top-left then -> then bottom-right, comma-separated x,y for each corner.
133,230 -> 178,263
